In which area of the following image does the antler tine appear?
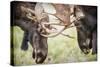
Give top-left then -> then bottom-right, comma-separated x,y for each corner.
26,14 -> 37,21
21,6 -> 35,14
21,6 -> 38,22
40,27 -> 66,38
45,13 -> 65,25
42,22 -> 66,26
40,20 -> 77,38
61,33 -> 75,39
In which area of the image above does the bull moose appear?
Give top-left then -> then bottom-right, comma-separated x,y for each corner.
11,1 -> 97,65
11,1 -> 48,64
73,6 -> 97,54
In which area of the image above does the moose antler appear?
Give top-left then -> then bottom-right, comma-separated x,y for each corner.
20,3 -> 81,38
40,21 -> 76,38
20,6 -> 37,22
21,6 -> 35,14
39,4 -> 85,38
39,4 -> 74,38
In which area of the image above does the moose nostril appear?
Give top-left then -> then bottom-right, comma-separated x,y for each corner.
83,48 -> 90,54
35,50 -> 46,64
36,57 -> 42,64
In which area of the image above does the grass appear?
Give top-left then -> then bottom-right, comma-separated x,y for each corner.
12,26 -> 97,66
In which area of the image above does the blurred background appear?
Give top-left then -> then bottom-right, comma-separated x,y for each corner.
12,3 -> 97,66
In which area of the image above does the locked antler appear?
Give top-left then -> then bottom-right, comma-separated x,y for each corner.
20,3 -> 83,38
39,4 -> 75,38
40,4 -> 85,38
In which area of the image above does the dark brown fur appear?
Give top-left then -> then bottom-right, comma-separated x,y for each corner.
11,1 -> 48,64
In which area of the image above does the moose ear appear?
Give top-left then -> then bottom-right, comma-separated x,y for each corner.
74,6 -> 85,19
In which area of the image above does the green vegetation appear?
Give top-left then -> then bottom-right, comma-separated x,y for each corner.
12,26 -> 97,66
